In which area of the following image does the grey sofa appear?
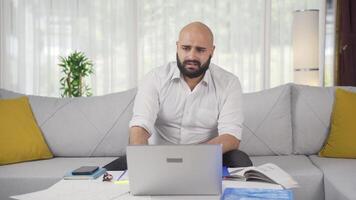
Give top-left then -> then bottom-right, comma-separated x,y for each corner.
0,83 -> 355,200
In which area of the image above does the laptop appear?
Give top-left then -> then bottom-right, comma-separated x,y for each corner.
126,144 -> 222,196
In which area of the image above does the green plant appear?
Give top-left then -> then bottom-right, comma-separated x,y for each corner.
59,51 -> 94,97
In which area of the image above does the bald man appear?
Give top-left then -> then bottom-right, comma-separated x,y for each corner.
129,22 -> 244,154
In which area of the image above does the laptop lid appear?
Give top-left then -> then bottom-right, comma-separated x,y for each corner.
127,144 -> 222,196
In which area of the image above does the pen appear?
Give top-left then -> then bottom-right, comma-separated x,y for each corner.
117,170 -> 126,181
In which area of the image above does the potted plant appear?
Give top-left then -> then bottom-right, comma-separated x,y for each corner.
58,51 -> 94,97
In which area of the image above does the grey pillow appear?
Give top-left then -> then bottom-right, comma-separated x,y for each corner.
28,89 -> 137,157
292,84 -> 356,155
0,88 -> 136,157
239,84 -> 292,156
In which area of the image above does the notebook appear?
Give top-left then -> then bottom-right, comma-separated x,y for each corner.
63,167 -> 106,180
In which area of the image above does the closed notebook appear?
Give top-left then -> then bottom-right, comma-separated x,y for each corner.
63,167 -> 106,180
223,188 -> 293,200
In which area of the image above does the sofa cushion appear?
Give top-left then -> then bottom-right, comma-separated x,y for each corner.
291,85 -> 334,155
291,84 -> 356,155
0,97 -> 53,165
0,89 -> 24,99
309,155 -> 356,200
0,88 -> 136,157
0,157 -> 116,200
251,155 -> 324,200
319,89 -> 356,158
239,84 -> 292,156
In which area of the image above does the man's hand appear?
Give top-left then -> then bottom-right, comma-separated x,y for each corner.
205,134 -> 240,153
129,126 -> 150,145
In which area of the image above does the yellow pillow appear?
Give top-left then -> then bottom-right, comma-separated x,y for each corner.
0,96 -> 53,165
319,88 -> 356,158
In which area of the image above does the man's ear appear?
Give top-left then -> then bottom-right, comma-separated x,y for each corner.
176,41 -> 179,50
211,45 -> 216,57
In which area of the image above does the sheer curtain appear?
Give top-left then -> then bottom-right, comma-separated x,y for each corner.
0,0 -> 324,96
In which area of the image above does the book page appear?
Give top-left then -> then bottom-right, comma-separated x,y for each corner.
243,170 -> 276,183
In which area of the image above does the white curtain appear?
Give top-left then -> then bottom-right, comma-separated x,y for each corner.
0,0 -> 323,96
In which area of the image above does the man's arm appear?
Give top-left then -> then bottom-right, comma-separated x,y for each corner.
129,126 -> 150,145
205,134 -> 240,153
213,78 -> 243,153
129,71 -> 160,145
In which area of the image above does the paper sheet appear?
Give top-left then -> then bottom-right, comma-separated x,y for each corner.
10,171 -> 150,200
11,180 -> 129,200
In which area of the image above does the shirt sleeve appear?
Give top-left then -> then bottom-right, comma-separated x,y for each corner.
129,71 -> 160,136
217,78 -> 244,140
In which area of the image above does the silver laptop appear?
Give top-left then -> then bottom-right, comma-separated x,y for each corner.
126,145 -> 222,196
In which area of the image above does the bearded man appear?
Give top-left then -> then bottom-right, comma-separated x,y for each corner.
128,22 -> 251,167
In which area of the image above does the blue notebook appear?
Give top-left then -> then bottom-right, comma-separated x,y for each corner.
63,167 -> 106,180
222,166 -> 230,177
223,187 -> 293,200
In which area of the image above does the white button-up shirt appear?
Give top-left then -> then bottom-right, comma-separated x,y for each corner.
129,61 -> 243,144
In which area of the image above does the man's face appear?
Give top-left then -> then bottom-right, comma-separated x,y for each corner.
176,29 -> 215,79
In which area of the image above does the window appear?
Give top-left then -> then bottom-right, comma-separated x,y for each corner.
0,0 -> 333,96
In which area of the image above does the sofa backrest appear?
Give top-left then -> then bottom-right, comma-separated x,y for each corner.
239,84 -> 293,156
3,84 -> 355,157
291,84 -> 356,155
1,85 -> 294,157
0,88 -> 136,157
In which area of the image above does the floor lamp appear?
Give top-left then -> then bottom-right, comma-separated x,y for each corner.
292,9 -> 320,86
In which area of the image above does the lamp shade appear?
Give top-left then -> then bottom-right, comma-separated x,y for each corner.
292,10 -> 319,86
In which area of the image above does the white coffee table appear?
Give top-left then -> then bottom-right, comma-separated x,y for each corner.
11,171 -> 284,200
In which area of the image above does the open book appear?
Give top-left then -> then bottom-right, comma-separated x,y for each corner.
226,163 -> 299,189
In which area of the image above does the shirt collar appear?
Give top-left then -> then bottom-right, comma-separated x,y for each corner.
172,62 -> 181,80
202,68 -> 211,86
171,62 -> 211,86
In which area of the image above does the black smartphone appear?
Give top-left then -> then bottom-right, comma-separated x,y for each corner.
72,166 -> 99,175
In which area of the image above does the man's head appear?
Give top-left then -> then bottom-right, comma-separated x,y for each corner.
176,22 -> 215,79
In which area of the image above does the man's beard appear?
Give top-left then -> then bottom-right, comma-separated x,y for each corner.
176,53 -> 211,79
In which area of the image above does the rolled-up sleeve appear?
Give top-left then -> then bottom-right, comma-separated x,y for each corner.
129,71 -> 160,136
217,78 -> 244,140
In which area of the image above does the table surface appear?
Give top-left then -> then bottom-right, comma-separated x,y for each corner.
11,170 -> 287,200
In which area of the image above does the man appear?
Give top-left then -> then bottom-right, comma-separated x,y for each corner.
129,22 -> 244,155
